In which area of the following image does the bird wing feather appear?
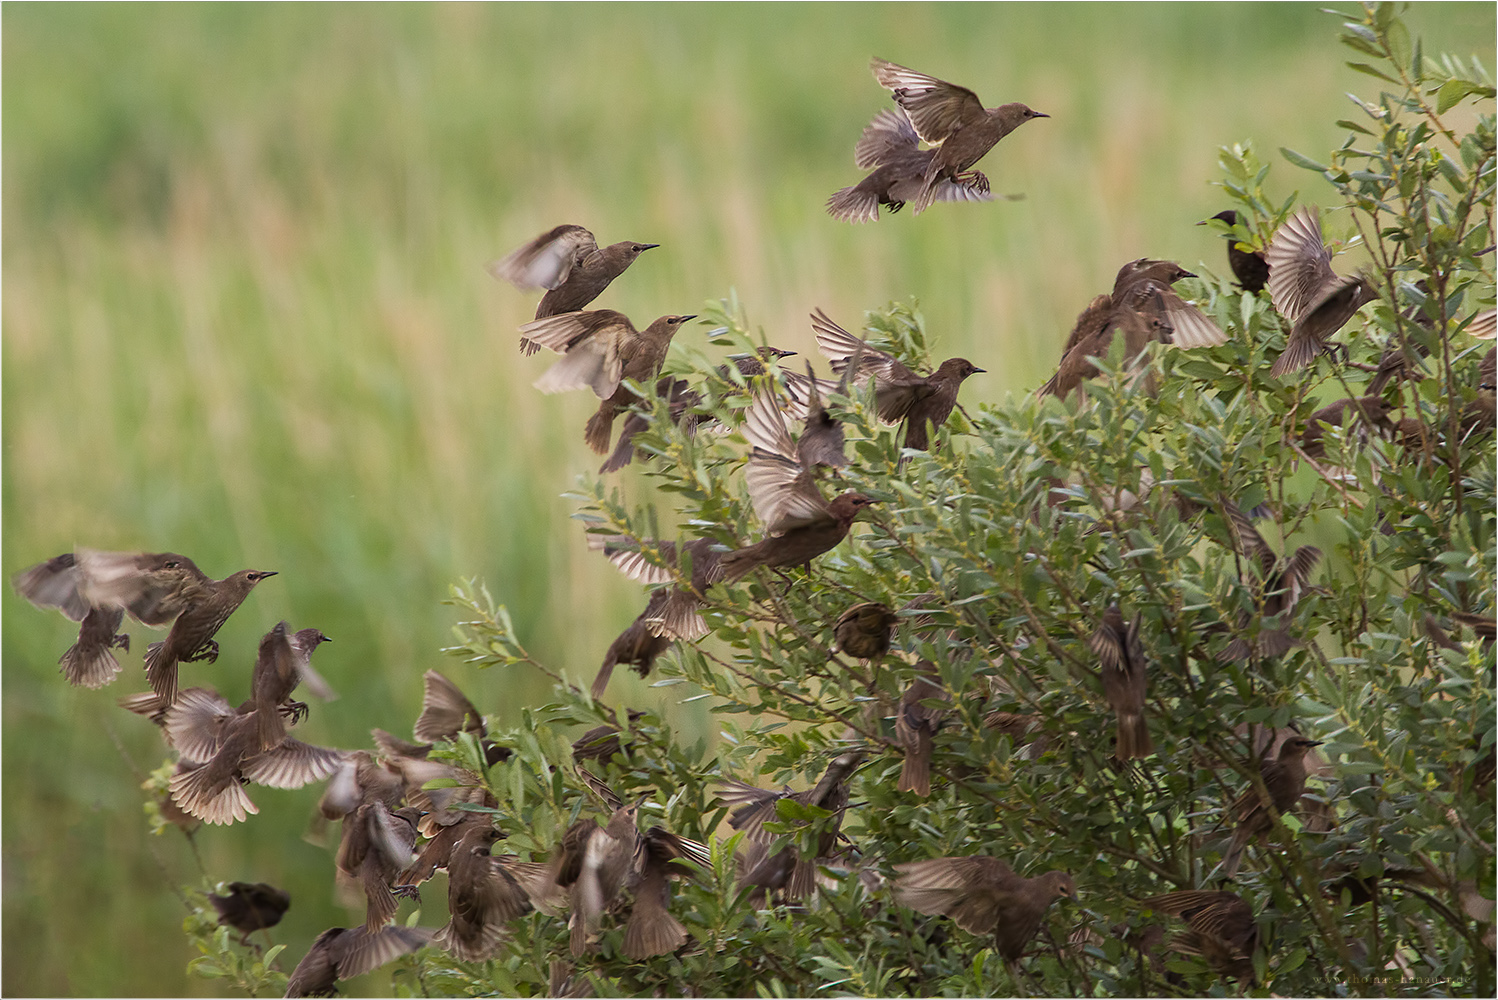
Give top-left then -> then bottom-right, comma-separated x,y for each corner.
870,58 -> 986,142
1266,206 -> 1336,324
488,224 -> 597,291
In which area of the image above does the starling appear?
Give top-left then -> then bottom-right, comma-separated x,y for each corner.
164,686 -> 344,825
718,487 -> 876,582
716,750 -> 863,903
1267,206 -> 1379,377
209,882 -> 290,943
1140,890 -> 1258,981
519,309 -> 696,453
1220,735 -> 1324,877
552,799 -> 644,956
1217,498 -> 1322,661
811,308 -> 982,453
434,823 -> 537,961
1200,210 -> 1269,293
833,602 -> 900,661
892,855 -> 1075,962
249,622 -> 311,752
319,750 -> 406,830
827,107 -> 994,222
140,564 -> 278,707
741,363 -> 848,471
622,826 -> 711,960
335,801 -> 421,932
869,58 -> 1047,215
896,662 -> 950,796
570,710 -> 646,765
374,731 -> 498,835
1088,605 -> 1154,761
490,225 -> 659,354
593,589 -> 674,699
284,924 -> 433,998
413,670 -> 486,743
291,628 -> 337,702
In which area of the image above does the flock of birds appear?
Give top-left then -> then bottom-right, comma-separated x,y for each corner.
13,56 -> 1497,995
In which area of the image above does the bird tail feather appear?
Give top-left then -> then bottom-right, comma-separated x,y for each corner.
1115,712 -> 1155,761
826,184 -> 880,224
60,642 -> 123,690
585,407 -> 615,455
144,640 -> 179,706
170,761 -> 257,826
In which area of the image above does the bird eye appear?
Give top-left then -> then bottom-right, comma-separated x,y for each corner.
164,560 -> 179,569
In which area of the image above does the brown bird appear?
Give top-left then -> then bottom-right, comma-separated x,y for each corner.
827,106 -> 994,222
811,308 -> 982,453
593,589 -> 674,699
896,662 -> 950,796
1220,735 -> 1324,877
490,225 -> 659,354
869,58 -> 1047,215
571,709 -> 646,766
412,669 -> 486,744
622,826 -> 711,960
552,799 -> 645,956
1217,498 -> 1322,661
164,686 -> 343,826
718,485 -> 876,582
716,750 -> 863,903
833,601 -> 900,661
290,627 -> 337,702
318,750 -> 406,836
1267,206 -> 1379,377
519,309 -> 696,453
284,924 -> 433,998
892,855 -> 1076,962
1200,210 -> 1269,293
434,823 -> 537,961
374,730 -> 499,836
1088,605 -> 1154,761
741,363 -> 849,472
1140,890 -> 1258,980
248,622 -> 311,752
140,563 -> 278,707
208,881 -> 291,944
335,801 -> 421,932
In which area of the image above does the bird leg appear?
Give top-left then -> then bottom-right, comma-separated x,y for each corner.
186,640 -> 220,663
1325,342 -> 1351,367
284,700 -> 310,726
112,633 -> 131,652
392,883 -> 422,902
956,170 -> 991,194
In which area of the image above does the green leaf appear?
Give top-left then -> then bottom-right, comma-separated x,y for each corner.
1346,61 -> 1400,84
1281,147 -> 1329,173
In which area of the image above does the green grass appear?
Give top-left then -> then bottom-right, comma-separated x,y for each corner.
3,3 -> 1493,995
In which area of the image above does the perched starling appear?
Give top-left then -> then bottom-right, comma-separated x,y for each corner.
1220,735 -> 1324,877
436,823 -> 546,961
519,310 -> 696,453
1267,206 -> 1378,377
284,924 -> 433,998
896,662 -> 950,796
1217,498 -> 1322,661
138,562 -> 278,707
164,687 -> 343,825
716,750 -> 863,903
209,882 -> 291,943
869,58 -> 1047,215
811,308 -> 982,453
490,225 -> 659,354
827,107 -> 994,222
1140,890 -> 1258,981
892,855 -> 1075,962
1088,606 -> 1154,761
833,602 -> 900,661
1200,210 -> 1269,293
718,484 -> 875,582
622,827 -> 711,960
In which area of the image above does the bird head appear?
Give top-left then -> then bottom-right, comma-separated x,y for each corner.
996,102 -> 1049,129
830,492 -> 878,521
626,242 -> 660,256
938,357 -> 986,381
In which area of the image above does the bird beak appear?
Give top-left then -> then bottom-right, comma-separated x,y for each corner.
640,244 -> 661,251
1033,112 -> 1051,118
261,571 -> 279,578
1179,269 -> 1197,279
681,314 -> 698,322
1306,740 -> 1324,747
972,366 -> 987,374
1195,219 -> 1208,226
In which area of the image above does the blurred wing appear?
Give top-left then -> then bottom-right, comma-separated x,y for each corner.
716,779 -> 787,842
1160,290 -> 1229,349
809,309 -> 923,422
1467,308 -> 1497,340
532,332 -> 624,399
854,107 -> 920,169
335,926 -> 434,980
1219,496 -> 1277,576
243,740 -> 345,789
780,369 -> 841,422
741,391 -> 798,457
414,670 -> 484,743
163,687 -> 239,763
1266,206 -> 1336,324
12,553 -> 88,621
590,535 -> 679,585
488,225 -> 596,290
928,177 -> 997,206
745,449 -> 830,534
870,58 -> 986,142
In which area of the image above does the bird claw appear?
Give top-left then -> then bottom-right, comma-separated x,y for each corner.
1326,342 -> 1351,367
392,884 -> 421,902
287,700 -> 310,726
113,633 -> 131,653
187,640 -> 220,664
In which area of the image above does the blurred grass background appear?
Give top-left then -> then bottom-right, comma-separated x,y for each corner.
3,3 -> 1492,995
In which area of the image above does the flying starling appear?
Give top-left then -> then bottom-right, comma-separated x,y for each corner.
892,855 -> 1075,962
291,627 -> 337,702
490,225 -> 659,354
827,107 -> 994,222
1219,735 -> 1324,877
247,622 -> 313,752
374,731 -> 499,836
1088,605 -> 1154,761
1139,890 -> 1258,981
284,924 -> 433,998
1267,206 -> 1378,377
433,823 -> 537,962
519,309 -> 696,453
741,363 -> 849,471
896,662 -> 950,796
163,686 -> 343,826
335,801 -> 421,932
593,589 -> 674,699
869,58 -> 1047,215
552,799 -> 644,956
1200,210 -> 1269,293
209,882 -> 291,944
570,709 -> 646,766
1217,498 -> 1322,661
811,307 -> 982,453
716,750 -> 863,903
622,826 -> 711,960
139,563 -> 277,707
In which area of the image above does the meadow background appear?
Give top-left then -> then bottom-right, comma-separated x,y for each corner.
3,3 -> 1493,995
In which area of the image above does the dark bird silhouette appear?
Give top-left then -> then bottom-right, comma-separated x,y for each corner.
570,710 -> 646,766
623,826 -> 710,960
716,750 -> 863,903
1201,210 -> 1269,293
1267,206 -> 1378,376
1220,735 -> 1324,877
1217,498 -> 1322,661
335,801 -> 421,932
811,308 -> 982,453
869,58 -> 1047,215
827,107 -> 994,222
1088,605 -> 1154,761
833,602 -> 900,661
209,882 -> 291,944
284,924 -> 433,998
164,686 -> 343,825
896,662 -> 950,796
435,823 -> 538,961
519,310 -> 696,453
1140,890 -> 1258,980
490,225 -> 658,354
892,855 -> 1075,962
138,562 -> 278,707
593,589 -> 674,700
